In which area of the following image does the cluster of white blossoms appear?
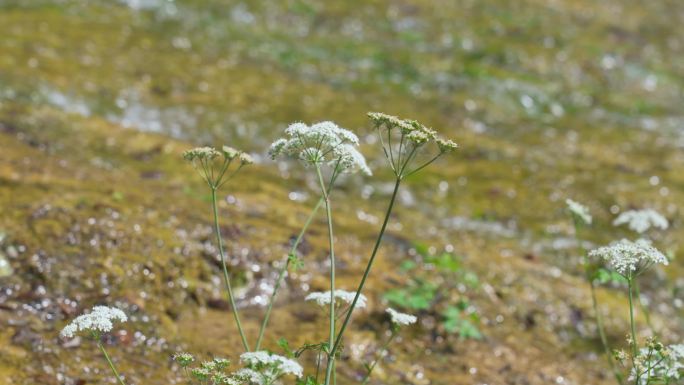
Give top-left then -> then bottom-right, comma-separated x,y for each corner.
589,239 -> 668,277
269,121 -> 371,175
565,199 -> 592,225
183,145 -> 253,165
386,308 -> 417,326
631,344 -> 684,384
305,290 -> 368,308
60,306 -> 127,338
613,209 -> 668,234
240,351 -> 303,379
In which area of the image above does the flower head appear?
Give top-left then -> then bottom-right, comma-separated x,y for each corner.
367,111 -> 457,177
173,352 -> 195,367
386,308 -> 417,326
589,239 -> 668,277
240,351 -> 303,379
60,306 -> 127,338
613,209 -> 668,234
183,147 -> 221,162
630,344 -> 684,383
305,290 -> 367,308
269,121 -> 370,175
183,145 -> 252,187
436,138 -> 459,153
566,199 -> 592,225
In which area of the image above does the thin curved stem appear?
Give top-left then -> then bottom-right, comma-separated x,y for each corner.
316,165 -> 337,385
98,341 -> 126,385
324,176 -> 402,385
361,331 -> 397,385
628,278 -> 639,384
633,282 -> 656,338
254,197 -> 324,350
573,220 -> 623,385
211,188 -> 250,352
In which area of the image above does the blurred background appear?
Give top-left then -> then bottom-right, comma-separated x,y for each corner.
0,1 -> 683,384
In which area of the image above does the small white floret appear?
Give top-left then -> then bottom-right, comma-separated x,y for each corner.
386,307 -> 417,326
613,209 -> 668,233
305,290 -> 367,308
566,199 -> 592,225
60,306 -> 127,338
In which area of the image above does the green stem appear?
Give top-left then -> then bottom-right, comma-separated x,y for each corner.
211,188 -> 250,352
633,282 -> 656,337
628,278 -> 639,384
573,220 -> 623,385
98,342 -> 126,385
324,176 -> 402,385
254,197 -> 324,350
361,331 -> 397,385
316,166 -> 337,385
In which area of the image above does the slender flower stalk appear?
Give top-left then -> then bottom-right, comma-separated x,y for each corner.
590,239 -> 669,385
362,309 -> 417,384
325,176 -> 401,385
627,277 -> 640,384
255,196 -> 324,351
316,163 -> 338,376
323,112 -> 457,385
211,187 -> 250,352
361,331 -> 397,385
566,201 -> 623,385
98,341 -> 127,385
60,306 -> 128,385
183,145 -> 254,352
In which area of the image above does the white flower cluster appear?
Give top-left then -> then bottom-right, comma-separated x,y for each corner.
613,209 -> 668,233
589,239 -> 668,277
269,121 -> 371,175
240,351 -> 303,378
305,290 -> 368,308
565,199 -> 592,225
386,308 -> 417,326
631,344 -> 684,384
367,112 -> 458,152
231,368 -> 263,384
183,145 -> 253,165
60,306 -> 127,338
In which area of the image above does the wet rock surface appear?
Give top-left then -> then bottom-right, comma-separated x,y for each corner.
1,1 -> 683,384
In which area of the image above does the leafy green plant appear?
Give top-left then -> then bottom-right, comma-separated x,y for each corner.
384,248 -> 482,339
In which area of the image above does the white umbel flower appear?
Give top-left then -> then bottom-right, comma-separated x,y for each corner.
613,209 -> 668,233
269,121 -> 371,175
386,308 -> 417,326
240,351 -> 303,378
589,239 -> 668,277
566,199 -> 592,225
305,290 -> 367,308
630,344 -> 684,384
60,306 -> 127,338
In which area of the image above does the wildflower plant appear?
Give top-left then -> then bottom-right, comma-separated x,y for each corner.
611,208 -> 670,338
60,112 -> 457,385
183,145 -> 253,351
564,198 -> 679,385
564,199 -> 622,383
60,306 -> 128,385
359,308 -> 417,385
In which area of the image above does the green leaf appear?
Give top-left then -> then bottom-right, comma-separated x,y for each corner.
594,268 -> 627,285
400,259 -> 417,272
427,253 -> 461,273
442,306 -> 482,339
278,337 -> 294,357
